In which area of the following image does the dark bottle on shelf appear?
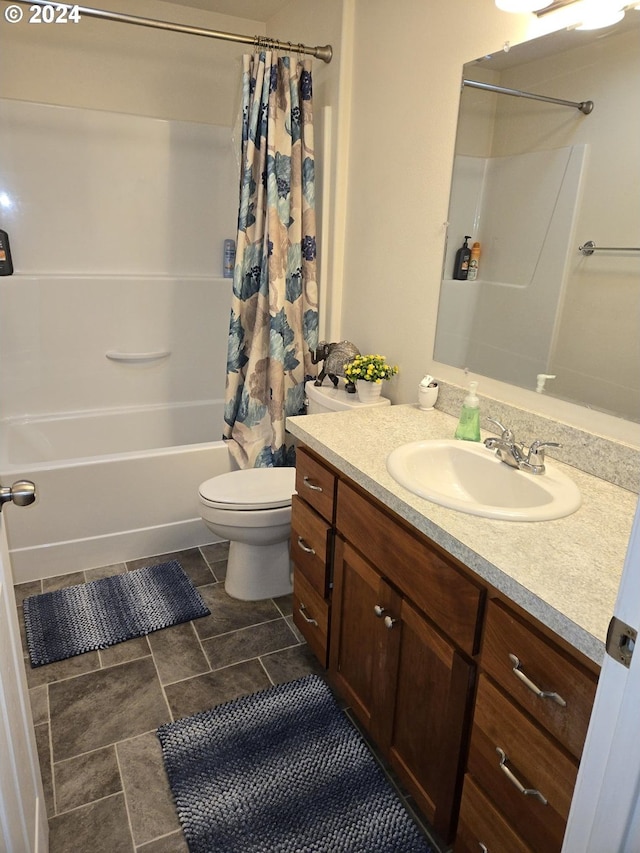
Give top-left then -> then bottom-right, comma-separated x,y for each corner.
452,235 -> 471,280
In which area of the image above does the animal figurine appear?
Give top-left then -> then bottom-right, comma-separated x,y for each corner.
311,341 -> 360,393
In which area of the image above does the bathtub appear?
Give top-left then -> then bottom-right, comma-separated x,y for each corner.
0,401 -> 236,583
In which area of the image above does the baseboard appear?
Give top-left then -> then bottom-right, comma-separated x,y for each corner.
9,517 -> 220,583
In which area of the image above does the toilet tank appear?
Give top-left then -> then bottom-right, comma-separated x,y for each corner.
305,380 -> 391,415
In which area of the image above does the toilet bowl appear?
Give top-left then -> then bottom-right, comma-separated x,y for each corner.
198,380 -> 390,601
199,468 -> 296,601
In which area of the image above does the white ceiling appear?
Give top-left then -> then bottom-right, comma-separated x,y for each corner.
166,0 -> 290,22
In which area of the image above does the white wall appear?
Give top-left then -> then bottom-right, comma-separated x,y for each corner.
0,0 -> 265,123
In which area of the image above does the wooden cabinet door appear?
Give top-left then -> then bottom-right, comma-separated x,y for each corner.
389,598 -> 475,842
329,537 -> 391,730
330,537 -> 475,844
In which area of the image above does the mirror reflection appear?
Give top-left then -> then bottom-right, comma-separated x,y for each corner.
434,16 -> 640,423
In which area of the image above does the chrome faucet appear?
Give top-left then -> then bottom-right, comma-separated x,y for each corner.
484,418 -> 561,475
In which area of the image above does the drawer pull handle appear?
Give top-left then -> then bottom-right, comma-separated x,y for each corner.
297,536 -> 316,555
496,748 -> 548,805
479,845 -> 489,853
298,603 -> 318,626
303,476 -> 323,492
508,654 -> 567,706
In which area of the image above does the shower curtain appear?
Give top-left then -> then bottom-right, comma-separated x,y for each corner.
223,51 -> 318,469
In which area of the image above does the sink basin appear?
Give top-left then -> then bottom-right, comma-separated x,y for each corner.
386,439 -> 581,521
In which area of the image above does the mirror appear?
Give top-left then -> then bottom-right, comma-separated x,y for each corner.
434,15 -> 640,423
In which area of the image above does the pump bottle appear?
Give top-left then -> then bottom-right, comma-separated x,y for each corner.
452,236 -> 471,280
454,381 -> 481,441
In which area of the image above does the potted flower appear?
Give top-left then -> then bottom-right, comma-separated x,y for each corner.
344,354 -> 399,403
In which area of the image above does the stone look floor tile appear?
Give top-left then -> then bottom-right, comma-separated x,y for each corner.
25,650 -> 102,690
117,732 -> 181,846
85,562 -> 127,581
193,583 -> 282,639
200,541 -> 230,566
28,684 -> 49,726
286,614 -> 305,643
127,548 -> 214,588
48,792 -> 134,853
14,579 -> 42,606
163,658 -> 271,719
34,722 -> 54,818
136,831 -> 189,853
147,622 -> 210,685
16,546 -> 433,853
42,571 -> 86,593
260,643 -> 326,684
49,657 -> 171,762
98,635 -> 151,668
201,619 -> 299,671
274,593 -> 293,617
54,745 -> 121,814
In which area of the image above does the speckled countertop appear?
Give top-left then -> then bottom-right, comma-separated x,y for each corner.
287,404 -> 638,666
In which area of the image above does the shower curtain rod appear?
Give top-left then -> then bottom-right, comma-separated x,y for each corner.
462,78 -> 593,115
13,0 -> 333,63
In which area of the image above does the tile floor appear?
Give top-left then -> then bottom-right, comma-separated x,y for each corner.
15,544 -> 444,853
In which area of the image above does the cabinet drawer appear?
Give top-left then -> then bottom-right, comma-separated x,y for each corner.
468,674 -> 577,853
291,495 -> 331,598
295,446 -> 336,523
455,774 -> 533,853
293,570 -> 329,667
336,480 -> 483,655
481,600 -> 598,759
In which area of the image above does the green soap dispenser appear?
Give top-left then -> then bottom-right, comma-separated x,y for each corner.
454,381 -> 481,441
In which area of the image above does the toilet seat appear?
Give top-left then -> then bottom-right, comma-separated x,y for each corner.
199,467 -> 296,511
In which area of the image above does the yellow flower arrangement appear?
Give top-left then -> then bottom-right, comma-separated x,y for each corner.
344,354 -> 399,384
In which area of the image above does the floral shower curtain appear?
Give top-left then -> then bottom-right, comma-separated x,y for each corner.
223,51 -> 318,469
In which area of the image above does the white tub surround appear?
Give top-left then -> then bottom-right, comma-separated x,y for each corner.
287,404 -> 637,665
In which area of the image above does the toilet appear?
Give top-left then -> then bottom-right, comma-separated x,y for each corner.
198,380 -> 391,600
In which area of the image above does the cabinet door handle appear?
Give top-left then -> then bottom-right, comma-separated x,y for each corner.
298,603 -> 318,626
384,615 -> 397,630
303,475 -> 323,492
479,845 -> 489,853
374,604 -> 386,617
296,536 -> 316,555
508,654 -> 567,706
496,748 -> 548,805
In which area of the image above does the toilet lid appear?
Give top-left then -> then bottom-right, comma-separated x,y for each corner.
199,467 -> 296,510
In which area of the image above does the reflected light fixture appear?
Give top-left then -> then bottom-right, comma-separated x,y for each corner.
575,0 -> 625,28
495,0 -> 553,10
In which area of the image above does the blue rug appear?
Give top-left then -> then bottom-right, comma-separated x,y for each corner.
157,675 -> 435,853
23,560 -> 210,667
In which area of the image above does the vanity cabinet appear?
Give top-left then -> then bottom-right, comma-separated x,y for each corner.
456,599 -> 599,853
330,479 -> 483,843
291,445 -> 600,851
291,447 -> 337,667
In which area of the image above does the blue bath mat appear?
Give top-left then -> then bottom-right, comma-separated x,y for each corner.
157,675 -> 435,853
23,560 -> 210,667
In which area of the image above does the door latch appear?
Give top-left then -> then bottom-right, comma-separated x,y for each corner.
606,616 -> 637,668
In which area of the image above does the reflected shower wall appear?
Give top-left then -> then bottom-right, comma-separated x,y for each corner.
436,144 -> 587,389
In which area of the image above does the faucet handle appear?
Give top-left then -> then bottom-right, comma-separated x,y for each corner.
527,440 -> 561,467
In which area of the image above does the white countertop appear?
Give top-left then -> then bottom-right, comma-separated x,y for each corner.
287,404 -> 638,665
